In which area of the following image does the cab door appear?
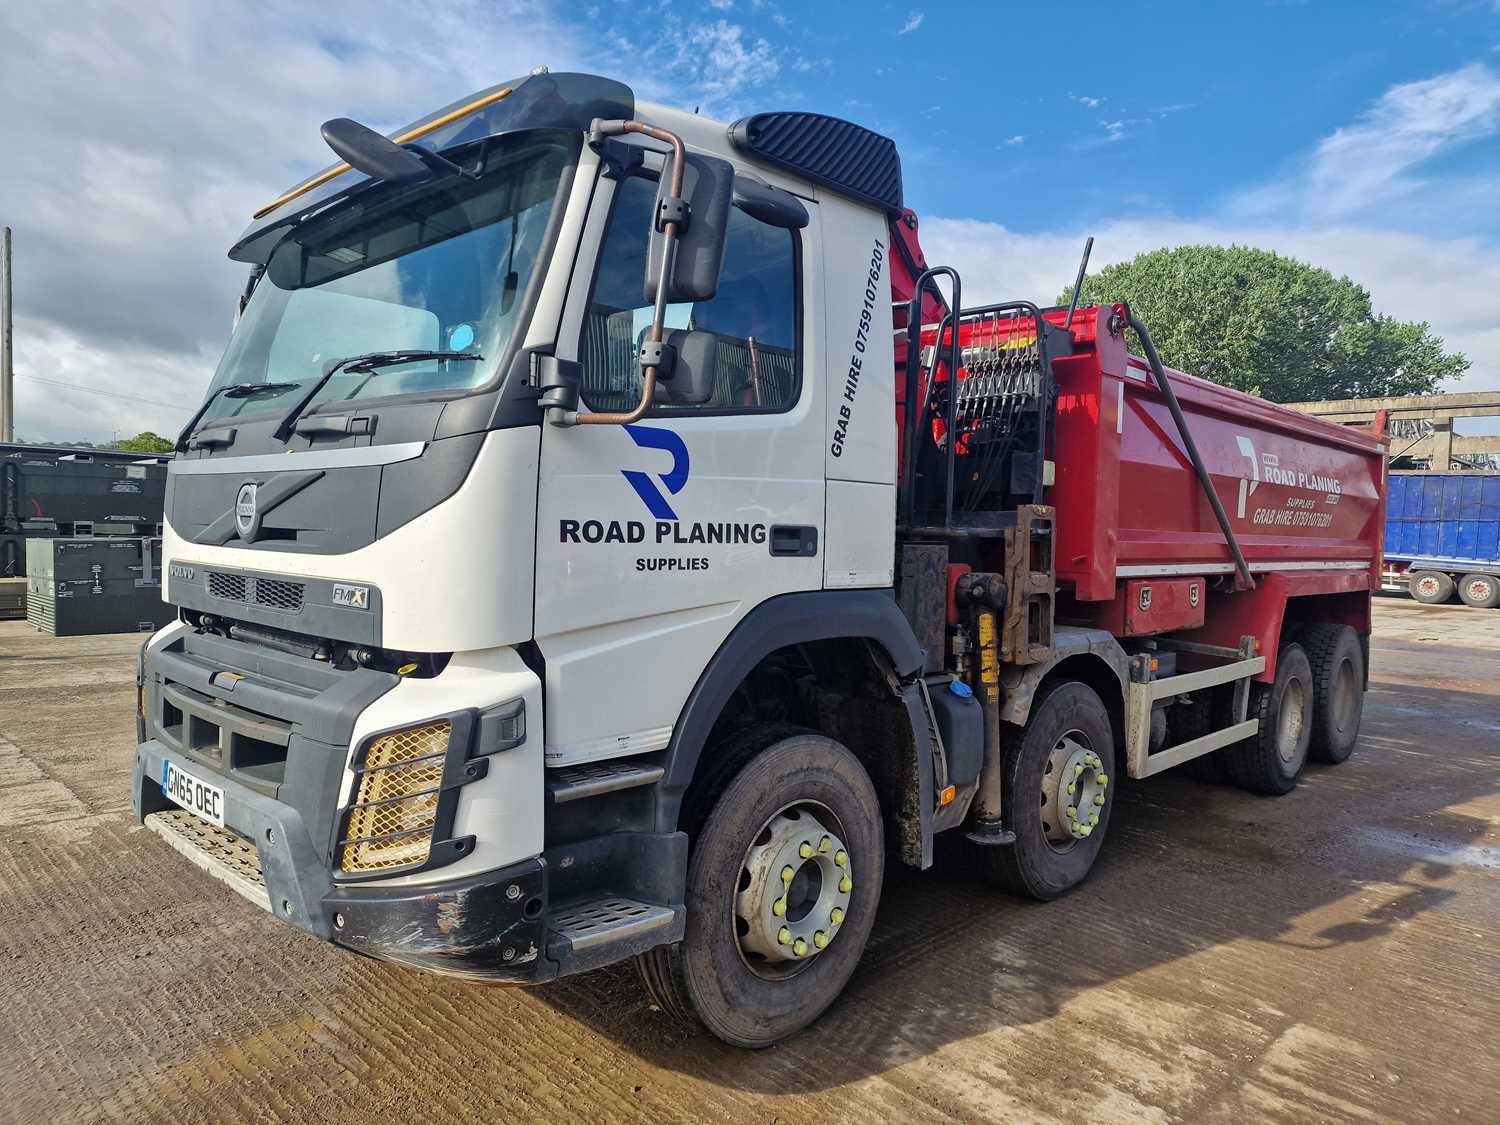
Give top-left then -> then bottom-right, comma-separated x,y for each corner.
533,160 -> 825,766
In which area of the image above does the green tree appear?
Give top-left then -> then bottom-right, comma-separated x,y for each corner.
1058,245 -> 1468,402
110,431 -> 175,453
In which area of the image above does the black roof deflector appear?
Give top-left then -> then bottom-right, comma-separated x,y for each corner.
727,112 -> 902,215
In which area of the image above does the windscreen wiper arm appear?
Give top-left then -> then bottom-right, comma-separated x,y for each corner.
272,350 -> 482,440
175,381 -> 301,451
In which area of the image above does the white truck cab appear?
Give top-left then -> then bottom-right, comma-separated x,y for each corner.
137,71 -> 914,1043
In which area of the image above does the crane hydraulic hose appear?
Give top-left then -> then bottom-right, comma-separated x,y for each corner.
1126,310 -> 1255,591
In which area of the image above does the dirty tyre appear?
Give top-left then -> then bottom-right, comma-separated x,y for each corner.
1222,644 -> 1313,795
1301,624 -> 1364,764
1408,571 -> 1454,604
1458,573 -> 1500,609
636,732 -> 883,1047
972,680 -> 1115,901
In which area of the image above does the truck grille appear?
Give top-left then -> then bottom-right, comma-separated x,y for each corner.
207,571 -> 247,600
204,571 -> 305,614
254,578 -> 304,613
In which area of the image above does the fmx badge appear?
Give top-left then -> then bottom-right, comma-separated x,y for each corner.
621,424 -> 688,520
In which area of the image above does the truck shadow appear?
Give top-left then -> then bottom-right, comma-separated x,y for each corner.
535,676 -> 1498,1092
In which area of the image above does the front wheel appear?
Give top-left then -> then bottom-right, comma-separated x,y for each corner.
970,680 -> 1116,901
636,731 -> 884,1047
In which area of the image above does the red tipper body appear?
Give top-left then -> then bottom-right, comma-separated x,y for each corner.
889,220 -> 1389,681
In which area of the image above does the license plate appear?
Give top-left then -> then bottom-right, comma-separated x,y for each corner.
162,760 -> 226,828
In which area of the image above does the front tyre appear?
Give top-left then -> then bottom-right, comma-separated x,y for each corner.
972,680 -> 1115,901
636,732 -> 884,1047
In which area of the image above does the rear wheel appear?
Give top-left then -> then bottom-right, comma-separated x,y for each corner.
1408,570 -> 1455,604
1222,644 -> 1313,795
1300,624 -> 1364,764
1458,573 -> 1500,609
971,680 -> 1115,901
635,731 -> 884,1047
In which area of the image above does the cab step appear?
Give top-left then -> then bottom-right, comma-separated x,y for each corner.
545,760 -> 664,804
546,894 -> 683,975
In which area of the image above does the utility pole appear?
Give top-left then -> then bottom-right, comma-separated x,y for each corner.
1,227 -> 12,441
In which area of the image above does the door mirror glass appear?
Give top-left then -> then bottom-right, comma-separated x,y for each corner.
646,152 -> 734,304
654,330 -> 719,406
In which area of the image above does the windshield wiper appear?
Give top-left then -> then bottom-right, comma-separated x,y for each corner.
175,381 -> 302,451
272,350 -> 482,440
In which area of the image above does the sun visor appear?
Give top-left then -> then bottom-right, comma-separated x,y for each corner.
229,72 -> 633,264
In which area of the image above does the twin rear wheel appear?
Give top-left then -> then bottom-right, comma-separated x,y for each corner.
1410,570 -> 1500,608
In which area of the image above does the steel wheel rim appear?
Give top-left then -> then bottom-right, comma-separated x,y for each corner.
1468,577 -> 1494,602
1039,728 -> 1107,853
1278,678 -> 1307,762
1416,575 -> 1440,598
734,800 -> 853,980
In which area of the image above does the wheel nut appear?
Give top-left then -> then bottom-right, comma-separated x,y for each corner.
1097,774 -> 1108,786
793,938 -> 808,956
1075,764 -> 1085,777
838,876 -> 852,893
830,907 -> 844,925
1089,814 -> 1099,826
1066,783 -> 1076,796
814,931 -> 828,949
1079,824 -> 1093,837
799,842 -> 814,859
819,835 -> 832,853
772,896 -> 787,917
834,850 -> 848,868
1066,807 -> 1077,819
1094,794 -> 1105,806
781,865 -> 795,885
777,926 -> 791,945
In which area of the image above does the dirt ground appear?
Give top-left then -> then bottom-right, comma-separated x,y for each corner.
0,596 -> 1496,1124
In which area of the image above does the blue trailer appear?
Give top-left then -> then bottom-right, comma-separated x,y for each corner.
1383,471 -> 1500,608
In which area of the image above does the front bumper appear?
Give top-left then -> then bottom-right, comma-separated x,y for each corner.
135,739 -> 552,982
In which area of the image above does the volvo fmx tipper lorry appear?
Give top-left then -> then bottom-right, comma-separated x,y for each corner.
136,71 -> 1389,1047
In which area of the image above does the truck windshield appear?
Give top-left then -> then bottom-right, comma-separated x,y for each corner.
198,133 -> 576,426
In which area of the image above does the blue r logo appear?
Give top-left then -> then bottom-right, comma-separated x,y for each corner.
621,425 -> 689,520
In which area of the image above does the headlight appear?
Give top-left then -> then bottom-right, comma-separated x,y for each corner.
339,719 -> 451,874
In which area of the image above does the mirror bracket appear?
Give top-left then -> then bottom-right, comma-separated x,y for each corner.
590,134 -> 645,180
655,195 -> 690,233
638,339 -> 676,380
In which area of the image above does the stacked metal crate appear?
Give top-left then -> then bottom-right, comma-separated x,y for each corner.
24,536 -> 170,636
1,443 -> 169,619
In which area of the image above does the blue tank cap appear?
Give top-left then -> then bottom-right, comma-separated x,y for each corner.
948,680 -> 974,699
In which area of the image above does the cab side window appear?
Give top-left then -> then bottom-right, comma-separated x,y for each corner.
581,173 -> 800,412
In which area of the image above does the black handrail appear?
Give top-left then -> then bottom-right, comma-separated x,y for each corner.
901,266 -> 961,529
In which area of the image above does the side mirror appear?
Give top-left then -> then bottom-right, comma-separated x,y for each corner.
654,330 -> 719,406
320,118 -> 432,184
733,178 -> 809,229
646,152 -> 733,304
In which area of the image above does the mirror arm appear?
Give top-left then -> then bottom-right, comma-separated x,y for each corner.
571,119 -> 688,426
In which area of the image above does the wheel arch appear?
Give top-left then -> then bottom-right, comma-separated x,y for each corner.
655,590 -> 936,869
999,627 -> 1130,733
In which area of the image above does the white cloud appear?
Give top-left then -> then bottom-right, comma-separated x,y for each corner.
897,11 -> 924,35
1071,94 -> 1104,108
1234,63 -> 1500,223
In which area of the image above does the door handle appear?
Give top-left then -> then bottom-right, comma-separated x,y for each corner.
769,525 -> 818,557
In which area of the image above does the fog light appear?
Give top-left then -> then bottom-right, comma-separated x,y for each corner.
339,719 -> 451,874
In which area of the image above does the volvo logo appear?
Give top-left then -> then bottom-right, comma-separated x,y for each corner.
235,482 -> 259,540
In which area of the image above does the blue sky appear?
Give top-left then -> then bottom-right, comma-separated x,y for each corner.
1,0 -> 1498,441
